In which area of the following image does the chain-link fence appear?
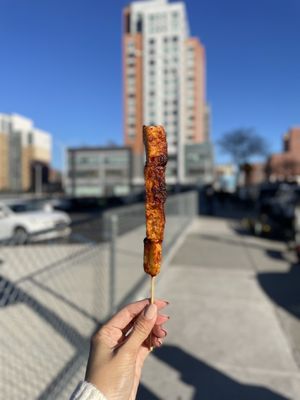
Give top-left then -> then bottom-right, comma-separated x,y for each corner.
0,190 -> 198,399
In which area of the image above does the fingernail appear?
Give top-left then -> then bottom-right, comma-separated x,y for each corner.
161,328 -> 168,336
144,304 -> 157,320
157,338 -> 163,347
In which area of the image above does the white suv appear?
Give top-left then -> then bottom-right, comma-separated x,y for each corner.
0,201 -> 71,244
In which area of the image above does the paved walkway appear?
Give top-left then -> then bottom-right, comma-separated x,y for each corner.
140,217 -> 300,400
0,215 -> 191,399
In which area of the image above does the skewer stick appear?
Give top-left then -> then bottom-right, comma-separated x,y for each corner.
150,276 -> 155,304
149,276 -> 156,351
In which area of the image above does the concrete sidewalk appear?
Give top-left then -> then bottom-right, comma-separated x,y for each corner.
140,217 -> 300,400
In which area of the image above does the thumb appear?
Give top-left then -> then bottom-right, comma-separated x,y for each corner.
125,303 -> 157,350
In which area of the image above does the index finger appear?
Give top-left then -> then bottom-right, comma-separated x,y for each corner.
107,298 -> 168,331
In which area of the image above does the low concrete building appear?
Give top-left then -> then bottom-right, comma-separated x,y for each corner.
184,142 -> 214,185
66,146 -> 133,197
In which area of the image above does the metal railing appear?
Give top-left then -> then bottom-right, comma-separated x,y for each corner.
0,190 -> 198,399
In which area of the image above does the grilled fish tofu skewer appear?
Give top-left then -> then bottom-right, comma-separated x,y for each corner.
143,125 -> 168,277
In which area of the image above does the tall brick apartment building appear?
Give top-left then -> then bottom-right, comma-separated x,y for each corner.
123,0 -> 213,186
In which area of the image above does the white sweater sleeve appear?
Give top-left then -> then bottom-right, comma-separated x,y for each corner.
70,381 -> 107,400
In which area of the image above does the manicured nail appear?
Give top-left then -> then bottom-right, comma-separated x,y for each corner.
145,304 -> 157,320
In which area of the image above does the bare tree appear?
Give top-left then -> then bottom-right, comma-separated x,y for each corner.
218,128 -> 268,168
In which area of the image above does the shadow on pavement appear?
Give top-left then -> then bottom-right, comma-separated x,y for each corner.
0,274 -> 92,398
258,263 -> 300,320
195,232 -> 285,255
149,345 -> 288,400
264,249 -> 286,261
137,385 -> 160,400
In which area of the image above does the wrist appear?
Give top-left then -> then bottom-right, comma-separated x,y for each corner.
70,381 -> 107,400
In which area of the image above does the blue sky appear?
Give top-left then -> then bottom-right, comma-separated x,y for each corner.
0,0 -> 299,168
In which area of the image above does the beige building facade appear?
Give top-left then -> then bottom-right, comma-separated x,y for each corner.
0,131 -> 9,190
0,114 -> 52,192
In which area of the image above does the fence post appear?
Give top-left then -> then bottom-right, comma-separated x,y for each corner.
109,214 -> 118,316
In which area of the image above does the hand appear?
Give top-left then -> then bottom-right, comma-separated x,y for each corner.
85,299 -> 169,400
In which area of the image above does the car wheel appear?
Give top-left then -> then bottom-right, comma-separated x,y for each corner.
13,227 -> 29,245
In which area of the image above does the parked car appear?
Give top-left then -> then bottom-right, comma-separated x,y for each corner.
0,201 -> 71,244
250,184 -> 300,240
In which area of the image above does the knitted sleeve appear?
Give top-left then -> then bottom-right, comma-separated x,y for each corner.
70,381 -> 107,400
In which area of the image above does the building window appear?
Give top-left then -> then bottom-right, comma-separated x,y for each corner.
127,40 -> 135,50
127,112 -> 136,122
127,52 -> 135,60
127,78 -> 135,88
148,13 -> 167,34
171,12 -> 179,31
136,14 -> 143,33
125,12 -> 131,34
149,15 -> 155,34
75,170 -> 99,178
106,169 -> 123,178
149,111 -> 156,121
128,129 -> 135,138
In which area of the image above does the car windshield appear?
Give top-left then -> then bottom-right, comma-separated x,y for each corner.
8,203 -> 43,213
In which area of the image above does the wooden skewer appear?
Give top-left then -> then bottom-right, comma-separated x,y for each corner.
150,276 -> 155,304
149,276 -> 156,351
